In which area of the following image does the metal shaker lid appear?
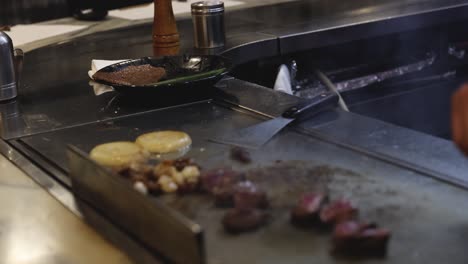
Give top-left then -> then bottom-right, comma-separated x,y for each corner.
191,1 -> 224,14
0,32 -> 14,53
0,32 -> 17,101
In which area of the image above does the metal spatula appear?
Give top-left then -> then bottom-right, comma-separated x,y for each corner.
210,92 -> 339,149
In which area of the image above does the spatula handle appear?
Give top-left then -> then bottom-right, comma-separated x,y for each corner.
452,83 -> 468,156
282,92 -> 339,119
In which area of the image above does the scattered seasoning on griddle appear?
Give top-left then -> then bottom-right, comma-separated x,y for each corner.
117,157 -> 201,195
93,64 -> 167,86
230,147 -> 252,164
222,208 -> 269,234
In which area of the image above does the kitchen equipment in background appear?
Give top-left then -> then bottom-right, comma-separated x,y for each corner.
191,1 -> 225,49
314,69 -> 349,111
273,64 -> 293,94
210,91 -> 339,149
273,60 -> 298,94
0,32 -> 17,102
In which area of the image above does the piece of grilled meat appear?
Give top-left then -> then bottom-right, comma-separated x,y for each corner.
233,181 -> 268,209
290,193 -> 328,227
332,220 -> 391,258
320,199 -> 358,227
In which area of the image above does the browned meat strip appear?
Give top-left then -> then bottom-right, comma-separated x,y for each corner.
290,193 -> 328,227
222,208 -> 268,234
332,221 -> 391,258
93,65 -> 167,86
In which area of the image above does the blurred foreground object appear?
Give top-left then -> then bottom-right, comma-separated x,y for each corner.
452,83 -> 468,155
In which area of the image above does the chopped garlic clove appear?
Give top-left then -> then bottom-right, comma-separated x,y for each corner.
133,181 -> 148,195
159,175 -> 178,193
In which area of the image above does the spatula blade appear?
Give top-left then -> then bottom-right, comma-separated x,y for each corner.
209,116 -> 294,149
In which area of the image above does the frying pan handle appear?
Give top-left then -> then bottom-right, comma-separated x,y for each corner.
282,92 -> 339,119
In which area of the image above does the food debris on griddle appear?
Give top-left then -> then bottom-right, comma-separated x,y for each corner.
127,162 -> 161,194
222,208 -> 269,234
153,158 -> 201,193
290,192 -> 328,227
230,147 -> 252,164
116,157 -> 201,194
93,64 -> 167,86
332,220 -> 391,258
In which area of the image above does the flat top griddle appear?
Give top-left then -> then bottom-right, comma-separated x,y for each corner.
154,131 -> 468,264
60,95 -> 468,263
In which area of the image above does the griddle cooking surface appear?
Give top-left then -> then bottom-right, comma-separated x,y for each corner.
157,135 -> 468,264
21,84 -> 468,263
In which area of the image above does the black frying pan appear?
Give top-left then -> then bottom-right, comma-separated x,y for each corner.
92,55 -> 232,96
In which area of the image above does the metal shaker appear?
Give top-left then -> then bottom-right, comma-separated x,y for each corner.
191,1 -> 225,49
0,32 -> 17,102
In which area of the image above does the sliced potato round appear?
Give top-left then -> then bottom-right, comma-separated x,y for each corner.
135,131 -> 192,154
90,141 -> 143,168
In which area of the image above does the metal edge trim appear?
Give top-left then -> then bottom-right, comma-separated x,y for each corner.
67,145 -> 205,264
0,139 -> 80,215
10,139 -> 71,186
0,139 -> 166,263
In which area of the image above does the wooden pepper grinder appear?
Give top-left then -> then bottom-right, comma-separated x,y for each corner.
153,0 -> 180,56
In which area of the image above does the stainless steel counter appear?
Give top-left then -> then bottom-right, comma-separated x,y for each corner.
0,143 -> 134,264
3,0 -> 468,140
1,0 -> 468,263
